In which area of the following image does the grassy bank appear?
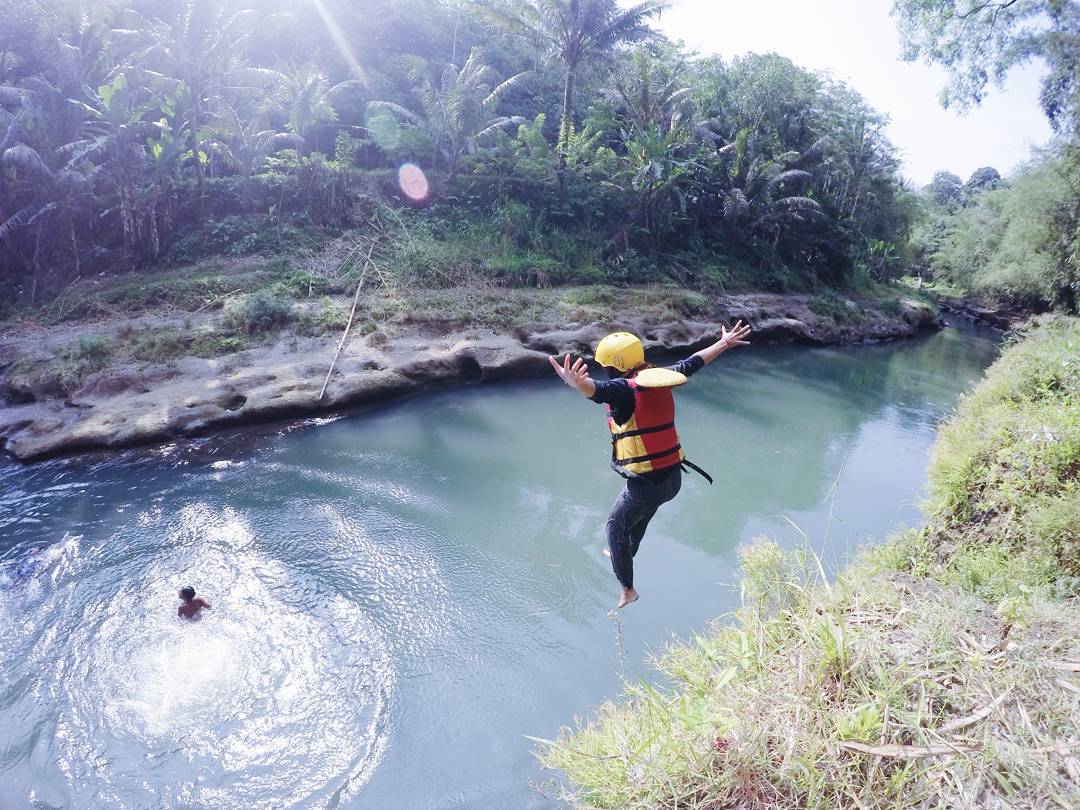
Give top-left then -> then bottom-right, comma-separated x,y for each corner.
1,219 -> 725,399
537,317 -> 1080,808
3,219 -> 924,401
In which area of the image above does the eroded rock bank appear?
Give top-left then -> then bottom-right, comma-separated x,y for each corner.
0,292 -> 939,462
938,295 -> 1035,329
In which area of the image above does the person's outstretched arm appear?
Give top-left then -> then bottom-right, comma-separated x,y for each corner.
548,354 -> 596,397
692,320 -> 752,366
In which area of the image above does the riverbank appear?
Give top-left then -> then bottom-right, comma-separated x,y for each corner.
0,281 -> 938,462
537,316 -> 1080,808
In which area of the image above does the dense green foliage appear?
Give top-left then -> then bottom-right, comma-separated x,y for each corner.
538,317 -> 1080,808
911,150 -> 1080,310
894,1 -> 1080,311
0,0 -> 917,308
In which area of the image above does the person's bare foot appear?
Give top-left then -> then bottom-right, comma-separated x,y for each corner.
616,587 -> 639,609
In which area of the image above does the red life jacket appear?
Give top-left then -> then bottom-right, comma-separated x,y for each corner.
606,373 -> 684,477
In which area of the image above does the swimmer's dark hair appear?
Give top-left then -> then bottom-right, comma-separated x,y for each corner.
180,585 -> 196,601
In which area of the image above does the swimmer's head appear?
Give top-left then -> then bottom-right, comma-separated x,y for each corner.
179,585 -> 196,601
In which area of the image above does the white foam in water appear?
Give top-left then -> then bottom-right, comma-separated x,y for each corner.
3,512 -> 396,808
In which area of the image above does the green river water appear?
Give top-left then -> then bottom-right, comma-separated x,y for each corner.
0,322 -> 1000,808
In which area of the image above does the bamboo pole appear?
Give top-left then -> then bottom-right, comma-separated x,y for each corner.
318,243 -> 374,401
192,288 -> 242,314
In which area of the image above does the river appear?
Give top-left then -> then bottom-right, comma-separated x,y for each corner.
0,322 -> 1000,808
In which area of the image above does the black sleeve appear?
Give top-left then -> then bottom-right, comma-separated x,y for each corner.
589,378 -> 635,424
667,354 -> 705,377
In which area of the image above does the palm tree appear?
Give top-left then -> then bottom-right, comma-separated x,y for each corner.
61,70 -> 170,259
708,129 -> 822,238
620,123 -> 699,239
202,100 -> 306,177
0,20 -> 110,296
233,63 -> 366,156
0,142 -> 97,300
485,0 -> 668,196
368,48 -> 529,182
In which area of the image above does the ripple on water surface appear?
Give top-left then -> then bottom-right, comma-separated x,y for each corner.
0,513 -> 395,808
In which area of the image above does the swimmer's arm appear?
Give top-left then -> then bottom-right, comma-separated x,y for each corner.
197,597 -> 212,609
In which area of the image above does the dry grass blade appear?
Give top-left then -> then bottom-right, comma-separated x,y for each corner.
838,741 -> 979,758
192,288 -> 242,314
1044,660 -> 1080,672
937,685 -> 1013,735
1054,678 -> 1080,695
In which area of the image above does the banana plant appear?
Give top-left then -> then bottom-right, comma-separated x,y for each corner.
117,0 -> 260,216
619,123 -> 701,239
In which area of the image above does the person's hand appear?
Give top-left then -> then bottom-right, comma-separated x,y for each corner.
548,354 -> 594,395
719,320 -> 752,351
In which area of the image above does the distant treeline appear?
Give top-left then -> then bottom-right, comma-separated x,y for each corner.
912,154 -> 1080,313
0,0 -> 1075,310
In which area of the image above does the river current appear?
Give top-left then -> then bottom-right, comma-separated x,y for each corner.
0,323 -> 1000,808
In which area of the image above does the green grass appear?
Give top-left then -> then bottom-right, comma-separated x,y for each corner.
119,325 -> 249,364
6,334 -> 115,396
293,297 -> 352,336
8,256 -> 341,326
923,316 -> 1080,585
898,275 -> 969,300
537,316 -> 1080,809
808,292 -> 866,324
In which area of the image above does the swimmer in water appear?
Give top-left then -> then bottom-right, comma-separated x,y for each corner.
177,585 -> 211,619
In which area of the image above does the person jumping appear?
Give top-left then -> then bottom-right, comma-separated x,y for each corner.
549,321 -> 752,609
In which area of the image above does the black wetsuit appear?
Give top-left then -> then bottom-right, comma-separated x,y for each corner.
589,355 -> 704,589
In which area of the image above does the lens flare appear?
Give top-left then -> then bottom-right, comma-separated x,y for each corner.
398,163 -> 430,202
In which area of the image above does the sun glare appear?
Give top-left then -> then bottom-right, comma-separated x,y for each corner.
309,0 -> 367,82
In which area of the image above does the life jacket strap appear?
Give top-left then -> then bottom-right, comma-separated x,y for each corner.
613,444 -> 683,467
681,459 -> 714,484
610,421 -> 676,442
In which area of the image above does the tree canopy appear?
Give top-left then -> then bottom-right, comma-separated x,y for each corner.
0,0 -> 1013,308
892,0 -> 1080,135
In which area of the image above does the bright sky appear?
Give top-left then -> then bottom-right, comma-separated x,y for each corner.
653,0 -> 1054,186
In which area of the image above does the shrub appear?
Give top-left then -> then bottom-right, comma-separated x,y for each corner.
293,298 -> 351,335
123,328 -> 191,363
220,293 -> 294,334
15,334 -> 116,396
162,216 -> 329,265
878,298 -> 902,316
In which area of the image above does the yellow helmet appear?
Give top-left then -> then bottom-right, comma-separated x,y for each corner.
595,332 -> 645,373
